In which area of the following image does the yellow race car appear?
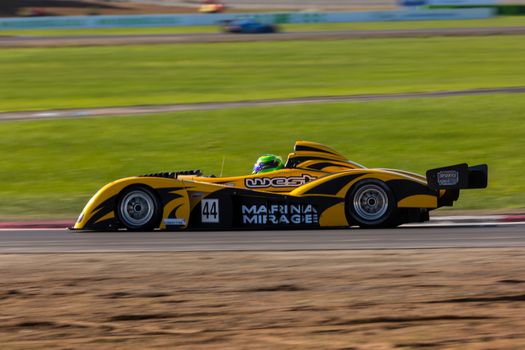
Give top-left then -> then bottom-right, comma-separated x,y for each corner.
72,141 -> 487,231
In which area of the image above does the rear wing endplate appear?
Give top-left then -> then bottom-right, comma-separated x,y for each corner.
426,163 -> 488,190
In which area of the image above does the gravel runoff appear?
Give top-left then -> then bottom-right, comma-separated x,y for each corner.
2,27 -> 525,48
2,249 -> 525,349
1,86 -> 525,122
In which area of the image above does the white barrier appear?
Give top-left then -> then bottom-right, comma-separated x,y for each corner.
428,0 -> 497,5
401,0 -> 497,5
0,8 -> 495,30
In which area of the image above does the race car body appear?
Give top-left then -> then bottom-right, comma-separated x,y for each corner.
72,141 -> 487,231
199,2 -> 225,13
222,18 -> 277,34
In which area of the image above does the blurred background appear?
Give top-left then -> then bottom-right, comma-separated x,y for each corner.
1,0 -> 524,220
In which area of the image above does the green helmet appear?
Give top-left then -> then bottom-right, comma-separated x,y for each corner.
252,154 -> 284,174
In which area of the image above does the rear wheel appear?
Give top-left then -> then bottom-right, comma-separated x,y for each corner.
117,187 -> 161,231
347,179 -> 398,228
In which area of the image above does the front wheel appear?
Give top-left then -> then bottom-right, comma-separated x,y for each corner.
117,186 -> 161,231
347,179 -> 398,228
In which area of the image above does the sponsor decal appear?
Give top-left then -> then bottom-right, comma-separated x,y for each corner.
164,218 -> 186,226
201,199 -> 219,223
437,170 -> 459,186
241,203 -> 318,225
245,174 -> 316,189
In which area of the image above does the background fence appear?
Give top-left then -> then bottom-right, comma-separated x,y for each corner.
0,8 -> 495,30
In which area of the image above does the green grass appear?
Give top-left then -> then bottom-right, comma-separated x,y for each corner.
1,94 -> 523,219
1,16 -> 525,36
286,15 -> 525,31
0,25 -> 217,37
1,35 -> 525,112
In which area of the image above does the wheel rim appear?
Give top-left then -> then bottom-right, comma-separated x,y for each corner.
353,184 -> 389,222
119,190 -> 155,227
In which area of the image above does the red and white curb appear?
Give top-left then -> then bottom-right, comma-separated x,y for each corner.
431,215 -> 525,223
403,215 -> 525,228
0,220 -> 73,229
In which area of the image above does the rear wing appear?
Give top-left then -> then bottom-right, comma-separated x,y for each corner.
426,163 -> 488,190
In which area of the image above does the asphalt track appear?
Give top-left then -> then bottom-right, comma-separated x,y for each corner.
2,27 -> 525,48
0,223 -> 524,253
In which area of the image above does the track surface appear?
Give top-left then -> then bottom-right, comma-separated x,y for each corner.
2,86 -> 525,122
1,224 -> 524,253
3,27 -> 525,48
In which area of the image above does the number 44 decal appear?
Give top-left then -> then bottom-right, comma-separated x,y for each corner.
201,199 -> 219,223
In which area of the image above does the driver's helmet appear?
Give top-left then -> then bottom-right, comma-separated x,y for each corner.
252,154 -> 284,174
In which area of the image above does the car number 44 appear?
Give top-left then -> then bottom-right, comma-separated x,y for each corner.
201,199 -> 219,223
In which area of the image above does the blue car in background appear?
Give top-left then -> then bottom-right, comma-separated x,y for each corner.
222,18 -> 278,34
398,0 -> 427,5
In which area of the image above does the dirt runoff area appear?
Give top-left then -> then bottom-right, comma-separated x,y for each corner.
1,249 -> 525,349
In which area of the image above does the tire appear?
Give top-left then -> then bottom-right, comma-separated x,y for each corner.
346,179 -> 398,228
117,186 -> 162,231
